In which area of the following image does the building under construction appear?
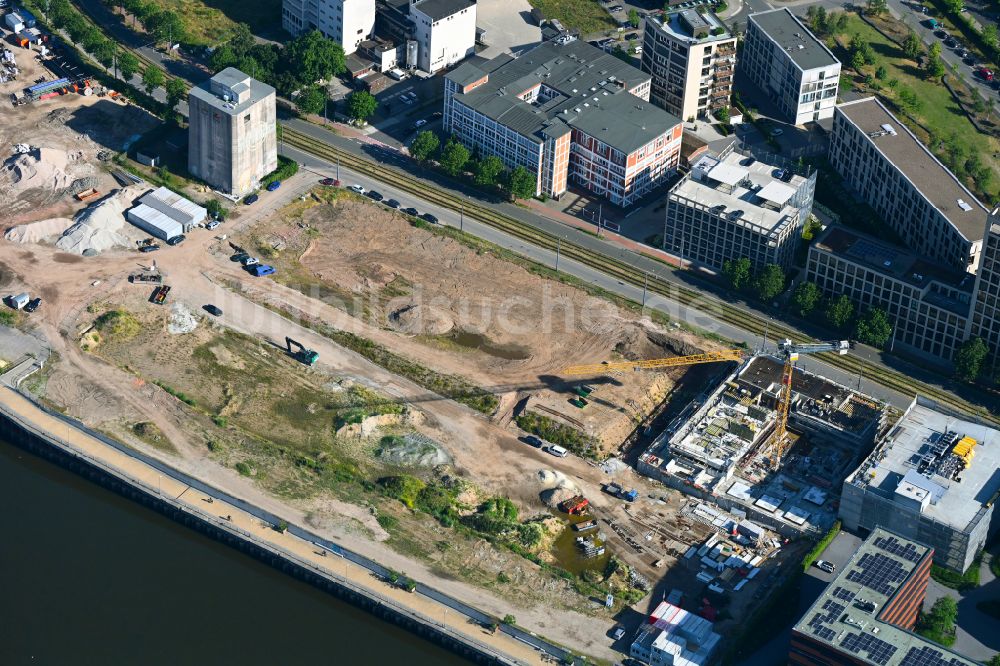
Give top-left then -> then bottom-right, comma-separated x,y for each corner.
840,396 -> 1000,573
639,355 -> 885,535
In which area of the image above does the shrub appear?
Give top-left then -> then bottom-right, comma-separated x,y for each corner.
235,461 -> 252,476
261,156 -> 298,186
95,309 -> 141,340
931,558 -> 980,592
378,475 -> 426,509
515,411 -> 598,459
802,520 -> 840,572
502,614 -> 516,625
376,514 -> 399,531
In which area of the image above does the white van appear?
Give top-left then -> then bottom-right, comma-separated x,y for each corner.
547,445 -> 569,457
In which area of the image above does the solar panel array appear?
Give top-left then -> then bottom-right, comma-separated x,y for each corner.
833,586 -> 857,602
841,631 -> 899,666
806,599 -> 844,642
900,646 -> 968,666
846,553 -> 908,596
874,535 -> 923,563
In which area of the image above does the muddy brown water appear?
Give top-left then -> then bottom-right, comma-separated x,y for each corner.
448,330 -> 531,361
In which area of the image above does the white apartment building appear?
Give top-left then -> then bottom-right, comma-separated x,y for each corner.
739,8 -> 840,125
282,0 -> 375,55
409,0 -> 476,74
640,9 -> 736,122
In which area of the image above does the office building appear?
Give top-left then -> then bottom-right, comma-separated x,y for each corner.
630,601 -> 721,666
739,8 -> 840,125
840,397 -> 1000,573
409,0 -> 476,74
664,144 -> 815,271
640,9 -> 736,122
789,527 -> 981,666
282,0 -> 375,55
444,38 -> 682,207
971,220 -> 1000,364
188,68 -> 277,198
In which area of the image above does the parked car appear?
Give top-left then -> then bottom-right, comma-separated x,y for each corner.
320,177 -> 337,186
348,184 -> 366,194
421,213 -> 439,224
814,560 -> 836,574
206,220 -> 221,230
430,111 -> 442,119
166,234 -> 185,246
203,304 -> 223,316
414,119 -> 427,128
266,180 -> 281,191
250,264 -> 276,277
244,193 -> 259,205
523,435 -> 543,448
546,444 -> 569,457
977,67 -> 995,81
384,199 -> 400,209
24,297 -> 41,313
771,128 -> 784,136
366,190 -> 384,202
241,256 -> 259,266
139,244 -> 160,253
402,207 -> 419,216
612,626 -> 627,640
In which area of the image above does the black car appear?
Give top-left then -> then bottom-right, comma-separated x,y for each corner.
24,297 -> 41,313
244,193 -> 259,205
430,111 -> 443,119
402,207 -> 419,216
366,190 -> 384,202
139,244 -> 161,253
203,304 -> 223,316
166,235 -> 186,246
421,213 -> 439,224
384,199 -> 400,209
523,435 -> 543,448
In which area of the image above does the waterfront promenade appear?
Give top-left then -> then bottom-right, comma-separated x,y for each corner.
0,381 -> 556,665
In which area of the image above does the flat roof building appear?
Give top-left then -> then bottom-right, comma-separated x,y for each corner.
664,144 -> 815,271
739,8 -> 840,125
841,396 -> 1000,572
282,0 -> 375,55
639,9 -> 736,122
409,0 -> 476,74
790,527 -> 980,666
630,601 -> 721,666
444,38 -> 682,207
126,187 -> 206,241
188,68 -> 277,198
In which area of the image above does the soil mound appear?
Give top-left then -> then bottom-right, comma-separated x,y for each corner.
5,217 -> 75,243
56,188 -> 135,254
388,303 -> 454,335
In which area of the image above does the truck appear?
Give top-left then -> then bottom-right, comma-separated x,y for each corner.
604,483 -> 639,501
151,285 -> 171,304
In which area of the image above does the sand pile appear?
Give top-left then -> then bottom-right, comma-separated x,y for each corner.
5,217 -> 75,243
56,188 -> 134,254
2,148 -> 77,195
388,303 -> 454,335
537,469 -> 580,508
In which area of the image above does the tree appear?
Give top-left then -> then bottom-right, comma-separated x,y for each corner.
875,65 -> 888,80
722,257 -> 752,291
755,264 -> 786,301
916,596 -> 958,647
855,307 -> 893,348
165,78 -> 187,111
439,140 -> 470,176
896,86 -> 922,114
142,64 -> 164,93
286,30 -> 345,84
507,166 -> 536,200
716,106 -> 731,124
345,90 -> 377,123
204,199 -> 228,221
851,50 -> 867,72
502,614 -> 517,625
410,130 -> 440,162
628,8 -> 640,27
148,10 -> 184,44
926,54 -> 945,79
983,24 -> 999,50
929,42 -> 942,59
902,32 -> 922,61
474,155 -> 505,186
954,337 -> 988,382
792,281 -> 822,317
117,50 -> 140,81
296,85 -> 327,115
825,295 -> 855,331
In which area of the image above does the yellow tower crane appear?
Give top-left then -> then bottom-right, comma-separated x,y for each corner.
561,348 -> 748,376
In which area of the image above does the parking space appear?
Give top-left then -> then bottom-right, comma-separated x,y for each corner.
805,531 -> 861,584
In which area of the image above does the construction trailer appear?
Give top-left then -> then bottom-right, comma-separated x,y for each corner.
6,293 -> 29,309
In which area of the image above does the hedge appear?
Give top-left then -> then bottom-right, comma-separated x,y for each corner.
802,520 -> 841,572
262,156 -> 299,186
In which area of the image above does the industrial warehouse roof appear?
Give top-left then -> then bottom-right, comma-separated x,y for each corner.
410,0 -> 475,20
140,186 -> 207,227
793,528 -> 978,666
447,39 -> 681,154
836,98 -> 987,242
749,8 -> 838,71
844,397 -> 1000,533
127,204 -> 184,239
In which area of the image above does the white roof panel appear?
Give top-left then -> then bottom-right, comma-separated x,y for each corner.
707,162 -> 748,186
756,181 -> 795,207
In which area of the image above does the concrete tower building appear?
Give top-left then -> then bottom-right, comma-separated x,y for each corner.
188,68 -> 277,198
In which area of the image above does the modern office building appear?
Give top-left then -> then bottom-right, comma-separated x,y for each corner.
739,8 -> 840,125
840,396 -> 1000,573
282,0 -> 376,55
188,68 -> 277,198
630,601 -> 721,666
409,0 -> 476,74
971,220 -> 1000,364
789,527 -> 981,666
830,98 -> 988,273
443,38 -> 682,207
664,144 -> 815,271
639,9 -> 737,122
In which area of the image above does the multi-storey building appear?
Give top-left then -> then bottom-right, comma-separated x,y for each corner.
639,9 -> 736,122
830,98 -> 988,273
840,397 -> 1000,573
971,221 -> 1000,367
630,601 -> 721,666
664,144 -> 815,271
409,0 -> 476,74
443,38 -> 682,207
807,226 -> 976,361
282,0 -> 376,55
789,527 -> 981,666
188,68 -> 277,198
739,8 -> 840,125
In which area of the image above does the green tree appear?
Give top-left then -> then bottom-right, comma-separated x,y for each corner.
117,51 -> 140,81
896,86 -> 922,114
722,257 -> 752,291
296,85 -> 327,115
346,90 -> 377,123
507,166 -> 536,199
628,8 -> 640,27
929,42 -> 942,59
807,6 -> 828,35
474,155 -> 505,186
149,10 -> 184,44
943,0 -> 964,12
439,140 -> 471,176
854,307 -> 893,348
902,32 -> 922,60
410,130 -> 440,162
926,54 -> 945,79
165,77 -> 187,111
875,65 -> 888,80
851,50 -> 867,72
755,264 -> 786,301
792,281 -> 822,317
286,30 -> 346,84
983,24 -> 999,50
825,295 -> 855,331
954,337 -> 988,382
141,64 -> 164,93
716,106 -> 731,124
502,614 -> 517,625
916,596 -> 958,647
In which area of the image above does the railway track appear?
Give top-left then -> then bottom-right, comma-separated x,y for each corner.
287,126 -> 998,424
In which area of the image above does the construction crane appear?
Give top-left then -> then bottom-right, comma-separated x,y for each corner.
767,339 -> 851,470
561,348 -> 747,376
285,336 -> 319,366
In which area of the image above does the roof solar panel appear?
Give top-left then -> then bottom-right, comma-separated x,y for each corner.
834,587 -> 857,602
900,645 -> 968,666
846,553 -> 908,595
873,535 -> 923,563
841,632 -> 898,666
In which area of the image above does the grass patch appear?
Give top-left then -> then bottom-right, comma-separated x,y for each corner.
95,309 -> 141,341
515,410 -> 598,460
802,520 -> 841,572
528,0 -> 616,34
930,556 -> 981,592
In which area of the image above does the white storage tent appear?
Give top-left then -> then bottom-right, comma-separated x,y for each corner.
127,204 -> 183,240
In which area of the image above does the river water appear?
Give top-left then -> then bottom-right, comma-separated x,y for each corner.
0,440 -> 468,665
